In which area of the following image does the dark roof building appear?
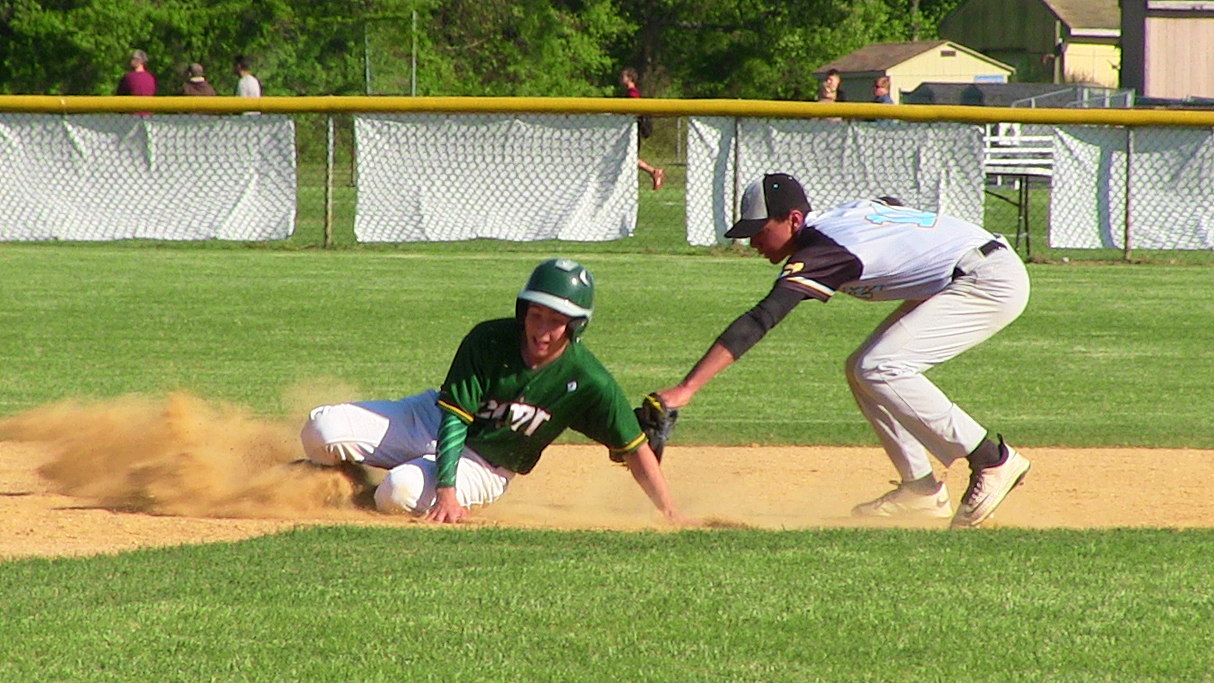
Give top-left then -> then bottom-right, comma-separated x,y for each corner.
900,81 -> 1126,107
939,0 -> 1120,86
814,41 -> 1013,105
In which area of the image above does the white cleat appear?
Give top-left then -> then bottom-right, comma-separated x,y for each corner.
951,437 -> 1030,529
852,481 -> 952,520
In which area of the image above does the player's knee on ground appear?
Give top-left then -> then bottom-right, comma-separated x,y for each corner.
374,463 -> 433,514
300,403 -> 384,466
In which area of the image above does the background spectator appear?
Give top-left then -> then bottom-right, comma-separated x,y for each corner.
182,63 -> 217,96
817,69 -> 842,103
234,55 -> 261,98
873,76 -> 893,104
116,50 -> 156,97
619,67 -> 664,191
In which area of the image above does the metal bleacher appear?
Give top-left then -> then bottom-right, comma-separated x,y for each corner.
983,122 -> 1054,255
978,87 -> 1133,255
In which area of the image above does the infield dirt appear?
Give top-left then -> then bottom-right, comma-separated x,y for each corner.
2,393 -> 1211,560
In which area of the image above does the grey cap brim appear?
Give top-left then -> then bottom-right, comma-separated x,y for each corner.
725,218 -> 767,239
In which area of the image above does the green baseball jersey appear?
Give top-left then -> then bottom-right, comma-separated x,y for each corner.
437,318 -> 645,474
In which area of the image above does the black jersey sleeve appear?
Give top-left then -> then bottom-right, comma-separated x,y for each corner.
715,286 -> 807,359
778,231 -> 864,301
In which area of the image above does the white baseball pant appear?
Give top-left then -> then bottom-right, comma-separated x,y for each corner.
300,389 -> 514,514
845,242 -> 1030,482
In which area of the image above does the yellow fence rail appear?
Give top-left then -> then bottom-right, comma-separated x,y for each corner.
1,95 -> 1214,128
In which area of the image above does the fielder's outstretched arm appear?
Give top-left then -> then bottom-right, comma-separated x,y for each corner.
659,286 -> 805,409
657,342 -> 736,409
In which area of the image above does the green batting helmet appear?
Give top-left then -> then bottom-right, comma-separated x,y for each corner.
516,259 -> 595,340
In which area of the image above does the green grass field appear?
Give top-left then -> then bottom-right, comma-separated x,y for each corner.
1,246 -> 1212,447
2,151 -> 1214,681
3,527 -> 1212,682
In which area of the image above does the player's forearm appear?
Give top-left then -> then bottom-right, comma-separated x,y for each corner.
715,287 -> 803,359
624,445 -> 684,522
435,410 -> 469,488
662,342 -> 736,408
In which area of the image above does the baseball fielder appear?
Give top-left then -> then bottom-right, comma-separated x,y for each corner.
655,173 -> 1032,528
301,259 -> 686,524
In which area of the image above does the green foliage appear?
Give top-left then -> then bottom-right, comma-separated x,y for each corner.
2,526 -> 1213,681
415,0 -> 626,96
1,0 -> 295,95
2,0 -> 963,97
615,0 -> 941,100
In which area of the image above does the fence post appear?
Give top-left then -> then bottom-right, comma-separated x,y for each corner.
324,115 -> 334,249
676,116 -> 684,165
731,116 -> 741,243
1123,127 -> 1133,262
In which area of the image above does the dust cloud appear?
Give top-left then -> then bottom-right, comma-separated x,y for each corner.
0,392 -> 364,519
7,390 -> 1214,547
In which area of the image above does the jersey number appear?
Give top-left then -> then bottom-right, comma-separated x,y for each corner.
865,204 -> 938,228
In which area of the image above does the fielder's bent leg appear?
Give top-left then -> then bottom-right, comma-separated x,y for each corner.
844,300 -> 938,482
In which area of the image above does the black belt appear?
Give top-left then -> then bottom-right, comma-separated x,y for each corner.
978,239 -> 1005,256
952,240 -> 1006,279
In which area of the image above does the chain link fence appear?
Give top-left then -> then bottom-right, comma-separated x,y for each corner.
271,111 -> 1214,262
0,113 -> 295,241
1050,125 -> 1214,251
353,114 -> 636,242
685,118 -> 985,246
3,104 -> 1214,264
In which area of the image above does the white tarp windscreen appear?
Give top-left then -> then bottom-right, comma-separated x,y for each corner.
686,118 -> 985,246
1049,126 -> 1214,250
354,113 -> 637,242
0,114 -> 296,241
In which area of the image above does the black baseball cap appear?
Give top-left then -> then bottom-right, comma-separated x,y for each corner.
725,173 -> 812,239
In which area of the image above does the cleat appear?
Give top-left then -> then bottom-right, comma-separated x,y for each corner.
951,436 -> 1030,529
852,481 -> 952,519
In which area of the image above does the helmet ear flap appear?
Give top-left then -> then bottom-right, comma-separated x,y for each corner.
517,299 -> 588,342
566,317 -> 588,342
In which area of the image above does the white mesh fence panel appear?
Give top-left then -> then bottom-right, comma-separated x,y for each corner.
0,114 -> 296,241
355,114 -> 637,242
686,118 -> 985,246
1050,125 -> 1214,249
685,117 -> 736,247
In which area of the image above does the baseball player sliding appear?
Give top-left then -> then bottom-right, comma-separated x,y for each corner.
655,173 -> 1032,528
301,259 -> 688,525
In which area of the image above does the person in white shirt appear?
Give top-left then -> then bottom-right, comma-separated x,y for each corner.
233,55 -> 261,98
655,173 -> 1033,528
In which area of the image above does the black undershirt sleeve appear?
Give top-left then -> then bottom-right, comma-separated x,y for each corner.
715,285 -> 808,359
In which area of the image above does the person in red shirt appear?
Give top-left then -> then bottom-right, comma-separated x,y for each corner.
619,67 -> 665,191
116,50 -> 157,97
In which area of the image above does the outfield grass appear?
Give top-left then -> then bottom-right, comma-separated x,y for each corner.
2,526 -> 1212,682
1,246 -> 1211,447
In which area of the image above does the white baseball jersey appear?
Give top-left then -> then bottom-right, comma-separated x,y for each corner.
236,74 -> 261,98
777,200 -> 995,302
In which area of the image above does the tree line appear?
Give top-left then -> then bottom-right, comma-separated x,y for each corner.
1,0 -> 963,100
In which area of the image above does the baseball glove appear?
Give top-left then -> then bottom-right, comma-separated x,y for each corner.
634,392 -> 678,463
